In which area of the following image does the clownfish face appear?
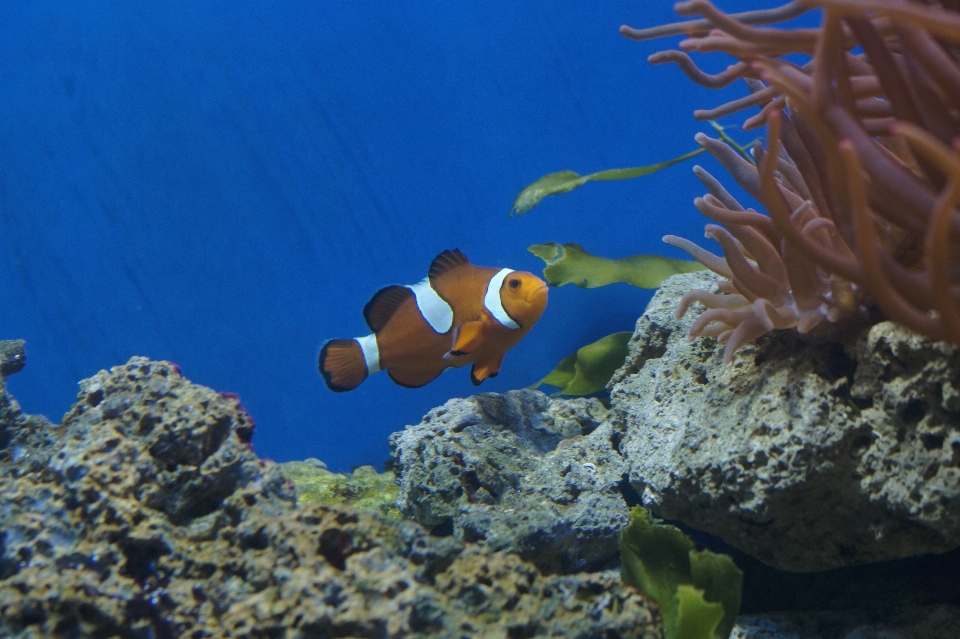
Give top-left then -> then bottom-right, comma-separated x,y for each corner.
500,271 -> 549,327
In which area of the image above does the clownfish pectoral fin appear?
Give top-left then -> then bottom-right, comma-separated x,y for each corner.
470,354 -> 505,386
388,366 -> 445,389
319,339 -> 369,392
363,285 -> 414,332
446,320 -> 490,359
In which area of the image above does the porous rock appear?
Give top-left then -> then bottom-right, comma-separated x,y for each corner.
1,476 -> 659,639
731,604 -> 960,639
0,354 -> 659,638
0,339 -> 57,467
51,357 -> 295,522
390,389 -> 632,574
0,339 -> 26,377
612,272 -> 960,571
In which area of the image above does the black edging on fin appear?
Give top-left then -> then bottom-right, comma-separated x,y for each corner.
317,344 -> 338,390
388,367 -> 443,389
428,249 -> 469,281
363,285 -> 413,333
445,325 -> 470,358
469,364 -> 498,386
318,340 -> 365,392
470,364 -> 484,386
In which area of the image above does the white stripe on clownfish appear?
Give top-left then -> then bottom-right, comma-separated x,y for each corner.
484,269 -> 521,329
352,276 -> 452,377
406,277 -> 454,334
356,333 -> 381,374
318,249 -> 548,393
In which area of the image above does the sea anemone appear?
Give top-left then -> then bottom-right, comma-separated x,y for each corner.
624,0 -> 960,361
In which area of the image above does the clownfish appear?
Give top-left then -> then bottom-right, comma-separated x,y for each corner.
319,249 -> 548,391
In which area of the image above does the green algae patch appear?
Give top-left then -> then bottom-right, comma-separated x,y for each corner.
281,462 -> 401,523
510,148 -> 704,216
620,507 -> 742,639
529,242 -> 703,290
535,331 -> 632,396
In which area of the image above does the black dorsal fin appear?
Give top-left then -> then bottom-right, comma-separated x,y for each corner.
428,249 -> 470,281
363,285 -> 413,333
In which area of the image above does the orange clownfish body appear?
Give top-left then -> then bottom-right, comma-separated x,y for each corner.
319,249 -> 548,391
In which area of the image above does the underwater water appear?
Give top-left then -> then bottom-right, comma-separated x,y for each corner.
1,1 -> 768,471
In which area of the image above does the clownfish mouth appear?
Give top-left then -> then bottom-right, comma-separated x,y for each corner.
510,284 -> 549,324
526,283 -> 549,303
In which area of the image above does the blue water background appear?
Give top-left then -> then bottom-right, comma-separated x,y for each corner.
2,1 -> 772,470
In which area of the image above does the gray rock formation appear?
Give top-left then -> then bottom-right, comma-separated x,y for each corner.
612,272 -> 960,572
52,356 -> 296,522
390,389 -> 632,574
732,604 -> 960,639
0,339 -> 58,471
0,339 -> 26,376
0,352 -> 660,638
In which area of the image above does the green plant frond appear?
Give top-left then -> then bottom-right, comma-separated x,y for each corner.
510,148 -> 704,216
620,507 -> 743,639
674,585 -> 726,639
533,331 -> 632,396
689,549 -> 744,639
620,507 -> 694,615
708,120 -> 761,164
528,242 -> 703,290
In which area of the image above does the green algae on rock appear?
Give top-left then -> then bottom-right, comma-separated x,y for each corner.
280,461 -> 402,523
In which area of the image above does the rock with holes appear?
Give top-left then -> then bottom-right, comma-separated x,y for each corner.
0,475 -> 660,639
731,605 -> 960,639
389,389 -> 632,574
0,354 -> 661,638
612,272 -> 960,572
0,340 -> 58,472
49,357 -> 295,522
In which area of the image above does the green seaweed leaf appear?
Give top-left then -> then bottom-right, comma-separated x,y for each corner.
534,331 -> 632,396
620,507 -> 743,639
708,120 -> 759,164
529,242 -> 704,290
620,507 -> 694,635
689,549 -> 743,639
510,148 -> 705,216
675,585 -> 726,639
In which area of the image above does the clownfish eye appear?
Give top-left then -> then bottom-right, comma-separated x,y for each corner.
508,278 -> 521,289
